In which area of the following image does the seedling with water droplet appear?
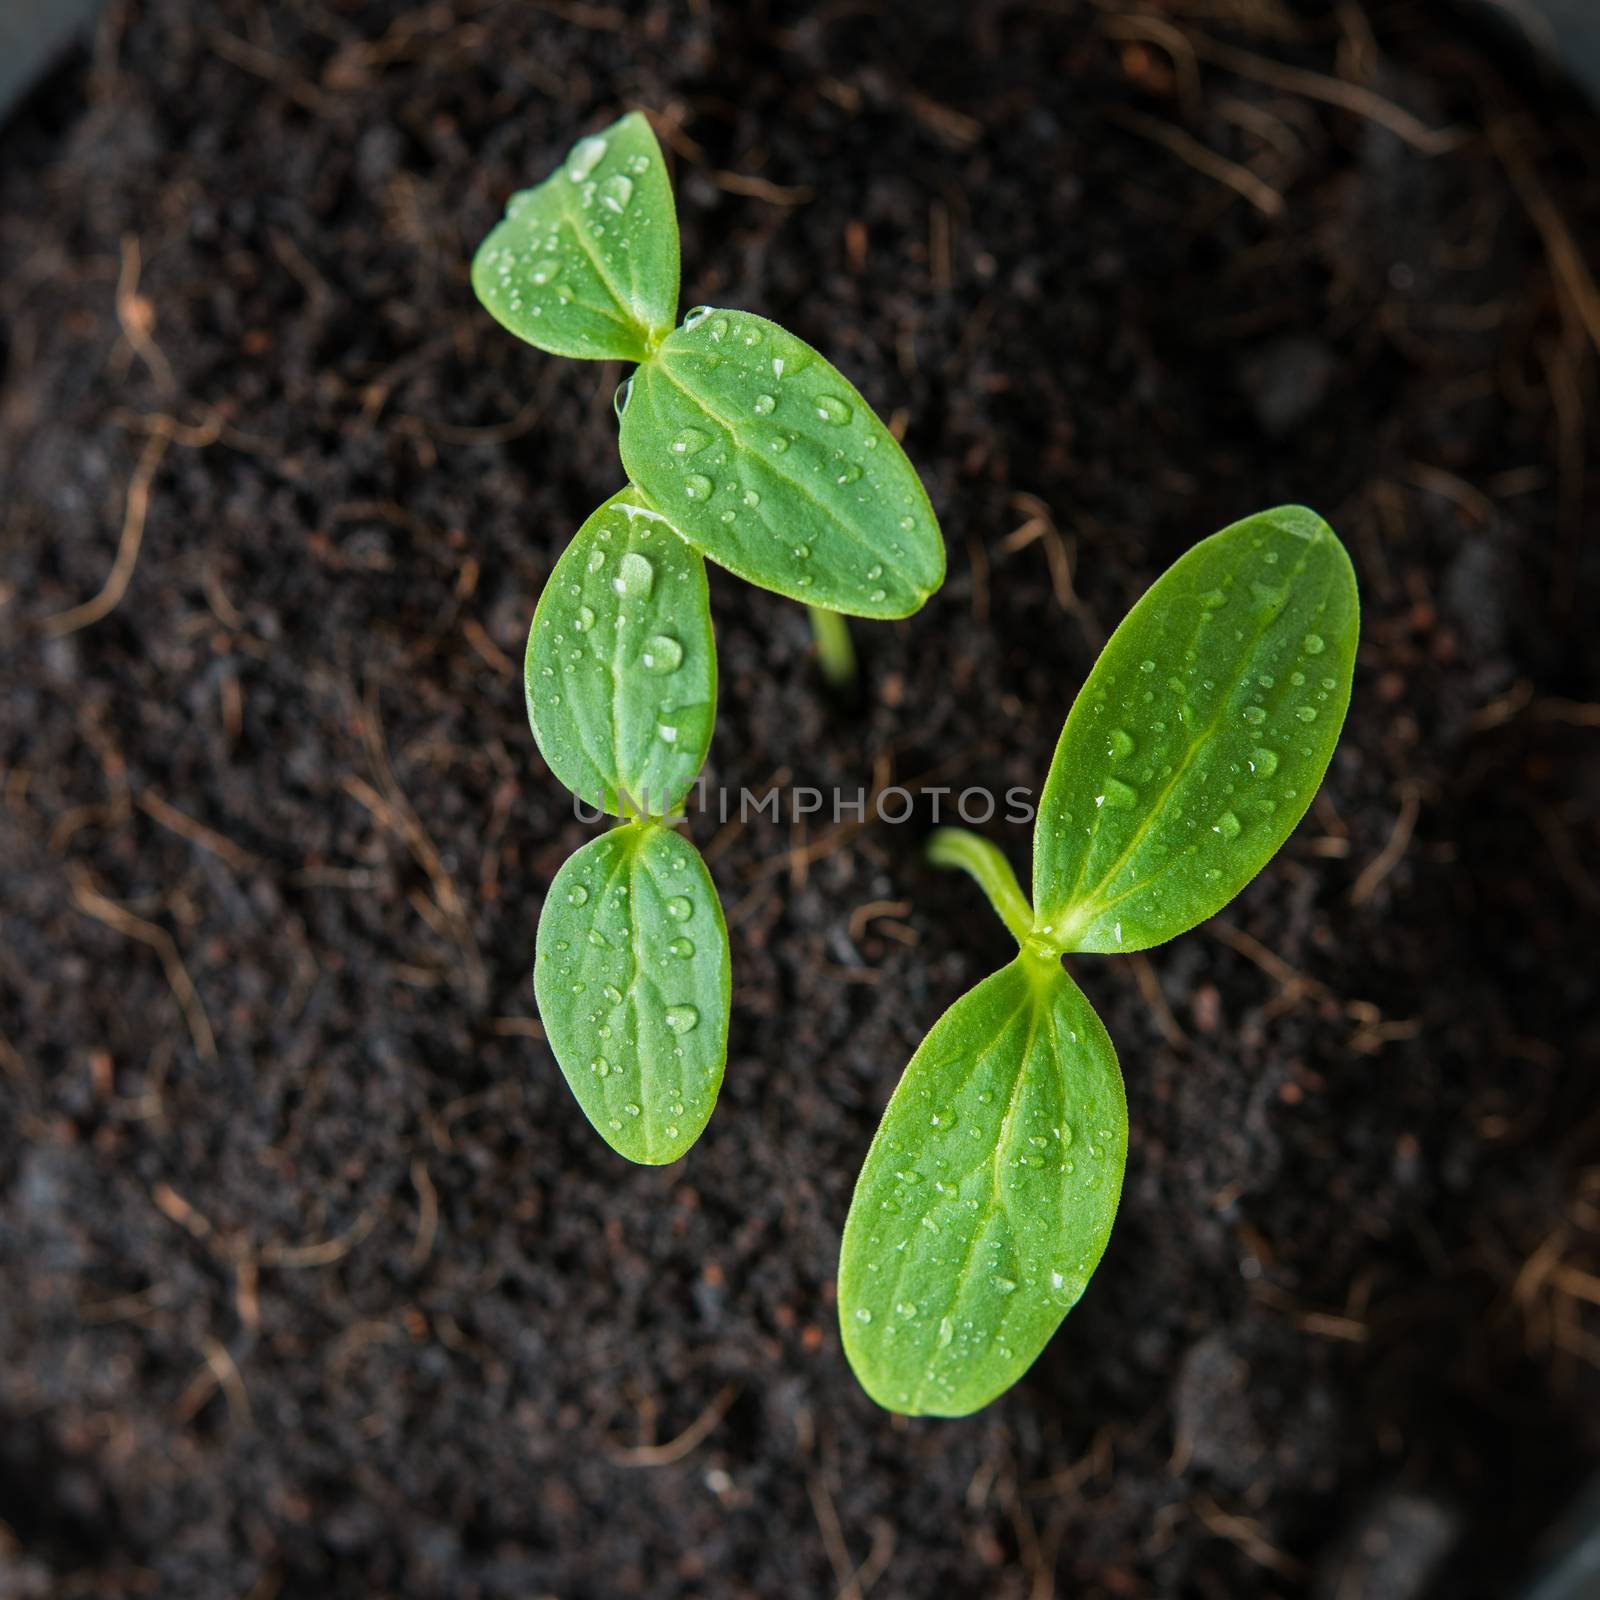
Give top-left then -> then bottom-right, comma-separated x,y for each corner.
478,114 -> 945,1163
839,507 -> 1359,1414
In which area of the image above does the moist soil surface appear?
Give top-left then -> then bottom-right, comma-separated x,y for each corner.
3,3 -> 1598,1597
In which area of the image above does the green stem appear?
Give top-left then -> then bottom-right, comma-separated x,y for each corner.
807,605 -> 856,689
927,827 -> 1035,948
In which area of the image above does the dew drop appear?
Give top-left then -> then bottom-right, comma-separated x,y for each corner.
1101,777 -> 1137,807
622,1103 -> 641,1118
625,153 -> 650,175
566,883 -> 589,906
1251,747 -> 1279,777
896,1301 -> 919,1319
930,1109 -> 958,1129
936,1316 -> 954,1348
682,305 -> 714,329
573,605 -> 596,633
597,173 -> 633,213
664,1004 -> 699,1035
641,634 -> 683,673
1200,588 -> 1227,608
991,1276 -> 1017,1295
672,429 -> 710,458
742,489 -> 761,508
1303,632 -> 1326,655
589,1056 -> 611,1078
854,1308 -> 873,1324
586,548 -> 607,575
752,393 -> 777,415
603,984 -> 624,1004
835,461 -> 862,484
566,135 -> 607,181
767,435 -> 790,454
815,395 -> 852,425
1242,705 -> 1267,725
667,936 -> 695,958
666,895 -> 693,921
1108,728 -> 1135,760
1250,581 -> 1285,609
1213,810 -> 1242,841
614,551 -> 654,599
1296,705 -> 1319,723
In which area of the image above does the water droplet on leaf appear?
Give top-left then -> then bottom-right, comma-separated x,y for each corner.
614,552 -> 653,599
566,135 -> 607,181
641,634 -> 683,673
597,173 -> 633,213
664,1004 -> 699,1034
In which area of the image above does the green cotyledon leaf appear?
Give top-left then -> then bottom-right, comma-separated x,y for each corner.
618,308 -> 945,618
1031,506 -> 1359,955
534,820 -> 731,1164
526,488 -> 715,817
838,955 -> 1127,1417
472,111 -> 679,363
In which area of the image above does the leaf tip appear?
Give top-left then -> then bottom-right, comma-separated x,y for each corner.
1261,504 -> 1334,544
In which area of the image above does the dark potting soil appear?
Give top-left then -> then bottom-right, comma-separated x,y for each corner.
2,3 -> 1599,1596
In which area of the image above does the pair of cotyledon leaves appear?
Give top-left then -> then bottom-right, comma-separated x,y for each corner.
839,506 -> 1359,1415
479,114 -> 943,1166
478,115 -> 1360,1417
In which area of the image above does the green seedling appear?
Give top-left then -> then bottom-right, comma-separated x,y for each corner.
475,112 -> 944,1163
838,507 -> 1359,1415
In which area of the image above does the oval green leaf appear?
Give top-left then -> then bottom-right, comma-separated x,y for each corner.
839,956 -> 1127,1417
534,821 -> 731,1165
618,309 -> 945,617
1032,506 -> 1359,954
472,111 -> 679,363
527,488 -> 715,817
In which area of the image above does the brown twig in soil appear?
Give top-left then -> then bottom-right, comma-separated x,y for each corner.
1183,32 -> 1461,155
715,170 -> 813,206
805,1474 -> 851,1592
349,682 -> 487,1000
208,28 -> 341,117
151,1181 -> 215,1240
838,1518 -> 896,1600
1127,952 -> 1189,1050
1108,107 -> 1286,218
173,1335 -> 252,1426
258,1206 -> 380,1268
1489,117 -> 1600,359
1098,13 -> 1204,119
847,899 -> 912,942
112,234 -> 173,391
1206,917 -> 1330,1005
1002,493 -> 1077,615
1191,1490 -> 1304,1580
608,1381 -> 741,1466
409,1158 -> 439,1269
490,1016 -> 545,1039
1407,463 -> 1495,526
40,426 -> 170,638
1349,781 -> 1421,906
461,617 -> 516,677
137,789 -> 262,873
70,867 -> 217,1061
966,534 -> 990,624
